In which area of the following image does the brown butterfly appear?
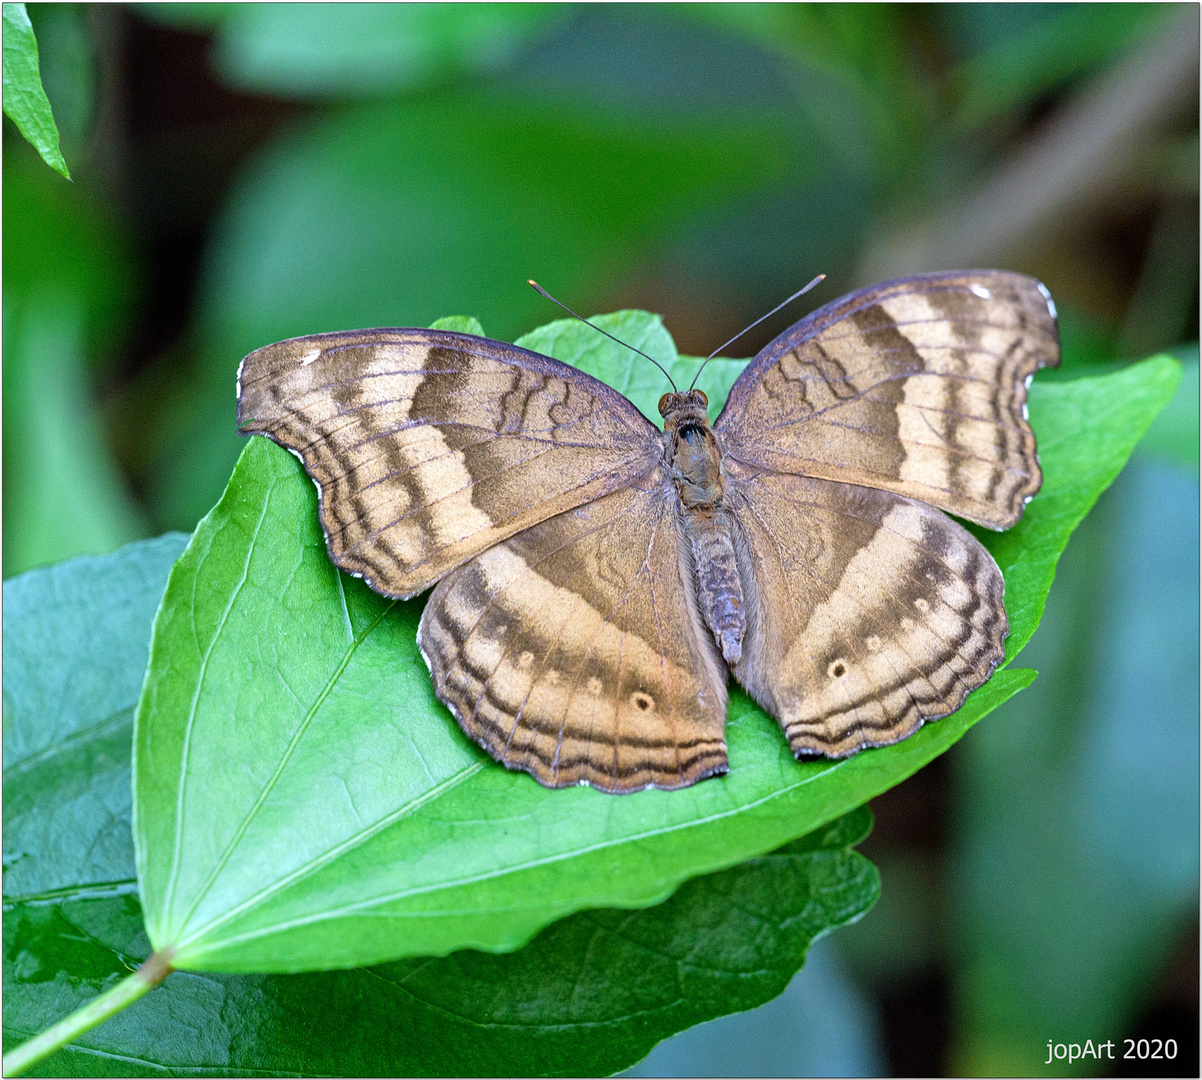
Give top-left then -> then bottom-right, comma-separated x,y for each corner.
236,270 -> 1059,793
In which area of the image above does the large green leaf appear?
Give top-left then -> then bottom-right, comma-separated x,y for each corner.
134,426 -> 1022,974
130,309 -> 1183,975
3,542 -> 877,1074
2,3 -> 70,179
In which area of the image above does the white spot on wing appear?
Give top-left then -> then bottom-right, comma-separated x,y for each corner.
1036,281 -> 1057,319
1025,373 -> 1034,389
1022,402 -> 1029,420
416,636 -> 435,677
970,284 -> 992,299
299,347 -> 322,366
235,355 -> 246,400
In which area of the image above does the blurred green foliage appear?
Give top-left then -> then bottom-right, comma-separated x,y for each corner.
950,446 -> 1199,1077
3,126 -> 143,576
161,2 -> 567,97
945,4 -> 1174,129
3,4 -> 1198,1075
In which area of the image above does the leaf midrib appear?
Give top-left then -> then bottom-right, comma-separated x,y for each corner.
181,671 -> 1026,960
171,596 -> 398,939
3,879 -> 139,909
361,961 -> 702,1034
171,760 -> 487,953
2,707 -> 133,779
168,712 -> 935,955
162,495 -> 272,932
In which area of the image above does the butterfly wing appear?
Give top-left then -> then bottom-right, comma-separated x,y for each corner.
418,471 -> 729,792
726,464 -> 1006,756
237,328 -> 662,597
715,270 -> 1059,529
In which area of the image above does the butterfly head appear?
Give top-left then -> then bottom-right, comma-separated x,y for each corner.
658,389 -> 709,426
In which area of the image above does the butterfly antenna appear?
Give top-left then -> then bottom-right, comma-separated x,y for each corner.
688,274 -> 826,392
528,280 -> 678,391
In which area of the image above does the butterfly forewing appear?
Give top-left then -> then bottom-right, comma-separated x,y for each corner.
418,473 -> 729,792
236,329 -> 662,597
716,270 -> 1059,530
726,466 -> 1007,756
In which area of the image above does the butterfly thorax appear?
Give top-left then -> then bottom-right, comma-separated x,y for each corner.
659,389 -> 746,666
660,390 -> 724,509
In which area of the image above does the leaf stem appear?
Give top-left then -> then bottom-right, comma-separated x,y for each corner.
3,950 -> 174,1076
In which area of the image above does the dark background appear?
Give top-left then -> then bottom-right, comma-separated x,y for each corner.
4,4 -> 1198,1075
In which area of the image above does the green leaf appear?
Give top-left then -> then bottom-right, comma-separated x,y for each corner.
3,540 -> 876,1075
21,4 -> 95,150
428,313 -> 485,336
132,311 -> 1055,975
5,809 -> 877,1077
515,310 -> 748,429
3,534 -> 189,900
2,3 -> 70,179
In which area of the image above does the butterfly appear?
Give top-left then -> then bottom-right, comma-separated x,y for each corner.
235,270 -> 1059,793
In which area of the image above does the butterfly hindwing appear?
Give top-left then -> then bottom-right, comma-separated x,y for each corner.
726,463 -> 1007,757
716,270 -> 1059,529
236,329 -> 662,597
418,472 -> 729,792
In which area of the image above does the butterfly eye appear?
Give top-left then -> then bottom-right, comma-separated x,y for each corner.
658,393 -> 674,417
694,389 -> 708,407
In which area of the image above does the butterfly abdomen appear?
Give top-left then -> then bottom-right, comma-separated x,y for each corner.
685,508 -> 746,666
661,392 -> 747,667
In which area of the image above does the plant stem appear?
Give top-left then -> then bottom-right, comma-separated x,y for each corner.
3,950 -> 174,1076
